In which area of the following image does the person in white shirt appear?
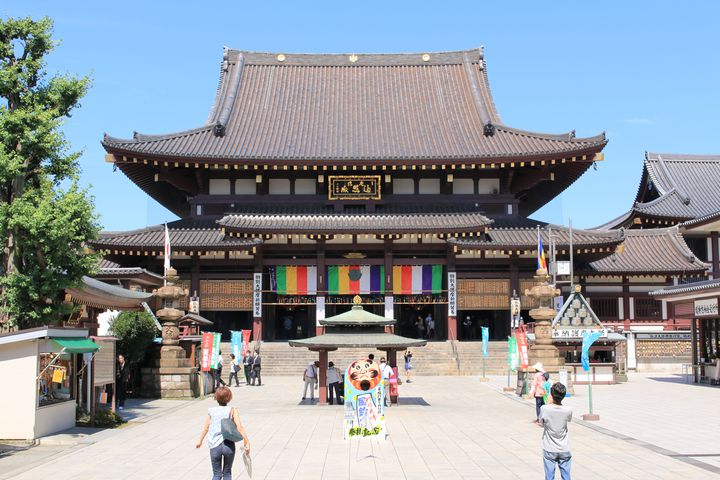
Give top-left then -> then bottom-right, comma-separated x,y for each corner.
326,361 -> 344,405
379,357 -> 394,408
302,361 -> 318,401
426,315 -> 435,339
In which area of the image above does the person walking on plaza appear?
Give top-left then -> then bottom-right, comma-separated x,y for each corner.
243,351 -> 253,385
326,361 -> 343,405
403,350 -> 414,383
539,382 -> 572,480
379,357 -> 394,407
302,361 -> 318,400
251,351 -> 262,386
214,351 -> 227,389
115,354 -> 130,410
529,362 -> 546,423
228,354 -> 240,387
195,386 -> 251,480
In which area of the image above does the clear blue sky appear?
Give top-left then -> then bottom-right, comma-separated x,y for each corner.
4,1 -> 719,231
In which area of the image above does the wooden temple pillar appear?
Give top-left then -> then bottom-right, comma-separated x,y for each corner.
318,349 -> 329,406
712,231 -> 720,279
253,246 -> 264,341
316,241 -> 326,336
384,239 -> 394,330
385,348 -> 398,404
190,254 -> 200,298
622,276 -> 631,331
691,317 -> 699,383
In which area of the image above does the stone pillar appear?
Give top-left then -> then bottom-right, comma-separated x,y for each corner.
318,350 -> 328,406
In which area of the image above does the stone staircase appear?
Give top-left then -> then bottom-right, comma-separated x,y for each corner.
220,340 -> 509,376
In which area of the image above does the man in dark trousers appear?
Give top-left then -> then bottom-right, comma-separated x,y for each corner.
243,351 -> 253,385
116,354 -> 130,410
251,350 -> 262,386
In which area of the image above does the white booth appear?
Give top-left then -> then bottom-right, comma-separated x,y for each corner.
0,327 -> 99,440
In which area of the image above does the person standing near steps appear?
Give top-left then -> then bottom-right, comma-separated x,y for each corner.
302,361 -> 318,401
251,351 -> 262,386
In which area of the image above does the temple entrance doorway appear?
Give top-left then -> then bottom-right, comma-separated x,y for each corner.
457,310 -> 510,341
273,305 -> 312,340
200,311 -> 253,341
397,304 -> 446,341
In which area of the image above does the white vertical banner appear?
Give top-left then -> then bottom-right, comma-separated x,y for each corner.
448,272 -> 457,317
253,273 -> 262,318
316,296 -> 325,326
384,296 -> 394,319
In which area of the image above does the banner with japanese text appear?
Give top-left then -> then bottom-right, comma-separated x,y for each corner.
481,327 -> 489,357
508,337 -> 519,372
242,329 -> 251,357
211,333 -> 222,369
230,331 -> 242,360
515,327 -> 529,369
200,332 -> 214,372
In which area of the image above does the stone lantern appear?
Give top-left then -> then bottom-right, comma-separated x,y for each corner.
523,267 -> 569,391
154,267 -> 187,349
142,267 -> 197,398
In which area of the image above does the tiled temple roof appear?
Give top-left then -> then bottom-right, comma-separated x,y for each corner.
219,211 -> 492,235
103,48 -> 605,163
589,227 -> 709,274
92,219 -> 261,251
599,152 -> 720,228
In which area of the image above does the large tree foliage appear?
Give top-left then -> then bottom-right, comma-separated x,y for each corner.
0,17 -> 99,328
109,311 -> 158,367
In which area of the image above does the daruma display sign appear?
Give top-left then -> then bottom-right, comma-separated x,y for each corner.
343,359 -> 386,440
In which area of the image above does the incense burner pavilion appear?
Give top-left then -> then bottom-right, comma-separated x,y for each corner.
94,48 -> 712,372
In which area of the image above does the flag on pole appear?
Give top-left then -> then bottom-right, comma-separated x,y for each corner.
581,330 -> 603,371
481,327 -> 489,357
537,229 -> 547,271
508,337 -> 519,372
163,223 -> 171,282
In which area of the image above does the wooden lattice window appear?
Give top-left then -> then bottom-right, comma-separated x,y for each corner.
458,279 -> 510,310
634,297 -> 662,319
589,297 -> 619,320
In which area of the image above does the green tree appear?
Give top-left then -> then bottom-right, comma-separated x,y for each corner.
109,311 -> 158,367
0,17 -> 99,328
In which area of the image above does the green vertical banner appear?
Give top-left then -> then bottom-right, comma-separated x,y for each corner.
508,336 -> 518,372
276,266 -> 287,294
327,266 -> 339,295
431,265 -> 443,293
211,333 -> 222,368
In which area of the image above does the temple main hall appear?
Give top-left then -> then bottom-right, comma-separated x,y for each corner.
94,48 -> 708,358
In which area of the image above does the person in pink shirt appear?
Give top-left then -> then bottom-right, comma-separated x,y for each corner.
528,362 -> 547,424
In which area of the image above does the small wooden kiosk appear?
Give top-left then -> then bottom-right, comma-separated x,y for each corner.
289,296 -> 426,405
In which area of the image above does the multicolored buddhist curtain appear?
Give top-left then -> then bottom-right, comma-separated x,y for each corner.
392,265 -> 443,294
268,266 -> 317,295
327,265 -> 385,295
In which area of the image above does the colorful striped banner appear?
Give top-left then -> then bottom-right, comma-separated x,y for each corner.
327,265 -> 385,294
269,266 -> 317,295
392,265 -> 443,294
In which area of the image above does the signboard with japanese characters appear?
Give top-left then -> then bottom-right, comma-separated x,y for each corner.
552,328 -> 608,339
328,175 -> 381,200
253,273 -> 263,318
447,272 -> 457,317
694,298 -> 718,317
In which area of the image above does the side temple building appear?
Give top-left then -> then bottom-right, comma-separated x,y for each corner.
93,48 -> 709,366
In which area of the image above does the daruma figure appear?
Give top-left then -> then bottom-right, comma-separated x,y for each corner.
344,359 -> 386,440
347,359 -> 381,391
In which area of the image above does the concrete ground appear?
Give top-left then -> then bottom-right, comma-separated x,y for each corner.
1,374 -> 718,479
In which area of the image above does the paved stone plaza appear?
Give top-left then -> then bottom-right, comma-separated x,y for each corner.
2,375 -> 719,479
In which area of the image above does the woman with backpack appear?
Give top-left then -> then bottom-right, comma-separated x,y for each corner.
195,386 -> 250,480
